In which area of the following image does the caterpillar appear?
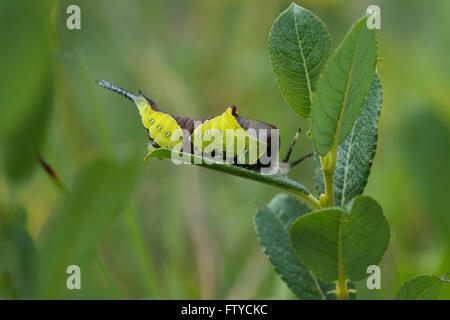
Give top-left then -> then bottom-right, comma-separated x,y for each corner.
95,80 -> 312,171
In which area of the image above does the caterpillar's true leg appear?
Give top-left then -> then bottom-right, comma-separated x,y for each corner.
280,128 -> 314,173
282,128 -> 301,163
289,152 -> 314,169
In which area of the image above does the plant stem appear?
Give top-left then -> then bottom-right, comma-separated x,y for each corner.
96,252 -> 124,300
297,191 -> 321,210
320,144 -> 337,208
323,169 -> 335,207
320,145 -> 349,299
335,216 -> 348,300
335,275 -> 348,300
125,200 -> 162,298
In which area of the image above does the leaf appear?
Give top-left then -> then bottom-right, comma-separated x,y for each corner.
5,76 -> 53,183
145,148 -> 312,198
401,109 -> 450,241
314,73 -> 382,204
0,206 -> 37,299
395,275 -> 442,300
0,1 -> 53,141
35,158 -> 140,298
311,15 -> 377,156
290,196 -> 389,282
254,194 -> 335,300
269,3 -> 331,118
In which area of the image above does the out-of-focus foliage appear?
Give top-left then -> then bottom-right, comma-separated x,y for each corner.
0,0 -> 449,299
36,158 -> 140,298
400,109 -> 450,243
0,207 -> 36,299
0,0 -> 55,183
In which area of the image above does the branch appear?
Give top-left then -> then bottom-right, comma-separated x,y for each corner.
145,148 -> 321,210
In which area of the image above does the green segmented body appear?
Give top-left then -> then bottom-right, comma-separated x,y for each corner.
96,80 -> 278,164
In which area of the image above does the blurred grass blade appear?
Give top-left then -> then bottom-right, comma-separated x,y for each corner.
311,15 -> 377,156
254,194 -> 335,300
35,158 -> 140,298
38,156 -> 69,195
95,252 -> 124,300
125,200 -> 162,298
269,3 -> 331,118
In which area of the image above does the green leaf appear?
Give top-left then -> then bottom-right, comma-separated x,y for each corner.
314,73 -> 382,204
0,206 -> 37,299
254,194 -> 335,300
311,16 -> 377,156
269,3 -> 331,118
395,275 -> 442,300
145,148 -> 316,203
35,158 -> 140,298
290,196 -> 389,282
401,109 -> 450,241
5,76 -> 53,183
0,1 -> 53,141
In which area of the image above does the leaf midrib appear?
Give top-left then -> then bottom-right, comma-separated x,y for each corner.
337,213 -> 345,284
331,26 -> 364,155
333,30 -> 362,152
340,123 -> 357,205
293,8 -> 313,106
415,283 -> 440,300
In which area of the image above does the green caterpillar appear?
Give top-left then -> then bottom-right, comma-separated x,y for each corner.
95,80 -> 279,165
96,80 -> 312,171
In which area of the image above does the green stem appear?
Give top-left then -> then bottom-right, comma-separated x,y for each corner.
296,191 -> 321,210
335,275 -> 348,300
335,216 -> 348,300
323,169 -> 335,207
125,200 -> 162,298
320,145 -> 349,299
320,144 -> 337,208
96,252 -> 124,300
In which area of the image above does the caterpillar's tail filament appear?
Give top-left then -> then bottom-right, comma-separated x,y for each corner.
95,80 -> 137,102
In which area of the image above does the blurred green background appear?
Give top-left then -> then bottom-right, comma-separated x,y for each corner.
0,0 -> 449,299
